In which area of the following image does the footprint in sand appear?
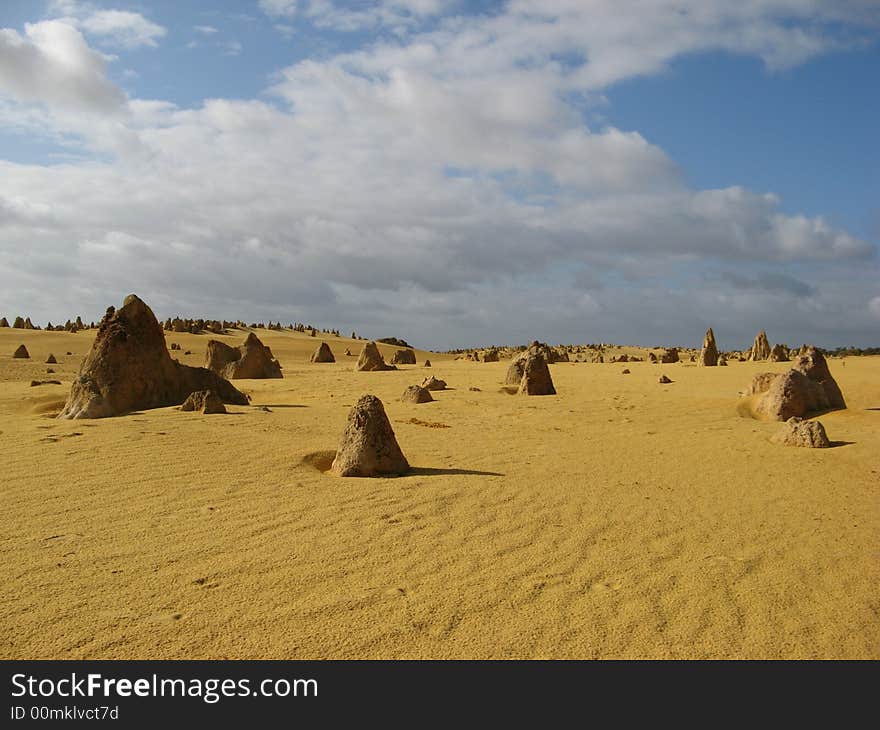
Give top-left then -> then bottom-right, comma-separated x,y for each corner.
150,612 -> 184,623
589,580 -> 621,593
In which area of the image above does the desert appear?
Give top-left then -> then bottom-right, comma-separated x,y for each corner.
1,304 -> 877,660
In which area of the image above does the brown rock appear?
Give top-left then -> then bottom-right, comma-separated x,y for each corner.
750,347 -> 845,421
46,354 -> 57,364
748,330 -> 771,361
58,295 -> 247,419
0,317 -> 7,327
344,348 -> 353,356
480,348 -> 500,363
621,368 -> 631,374
330,395 -> 409,477
424,359 -> 431,367
769,344 -> 789,362
401,385 -> 433,403
30,380 -> 61,386
12,316 -> 25,329
390,348 -> 417,365
519,353 -> 556,395
356,341 -> 396,371
658,374 -> 672,383
421,376 -> 447,391
698,328 -> 718,366
310,341 -> 336,363
770,417 -> 830,448
660,348 -> 679,364
205,333 -> 282,379
13,344 -> 29,358
504,358 -> 526,385
181,389 -> 227,414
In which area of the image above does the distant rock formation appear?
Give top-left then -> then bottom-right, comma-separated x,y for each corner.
310,342 -> 336,363
344,348 -> 353,356
205,333 -> 282,379
660,348 -> 679,364
769,344 -> 789,362
424,359 -> 431,367
480,348 -> 500,363
770,417 -> 830,448
658,374 -> 672,384
13,344 -> 29,358
718,354 -> 728,366
698,328 -> 718,367
519,353 -> 556,395
0,317 -> 7,327
181,389 -> 227,414
356,341 -> 396,371
391,348 -> 417,365
505,358 -> 526,385
401,385 -> 433,403
748,330 -> 771,361
58,295 -> 248,419
747,346 -> 845,421
330,395 -> 409,477
12,316 -> 25,329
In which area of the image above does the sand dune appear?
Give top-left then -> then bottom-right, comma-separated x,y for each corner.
0,327 -> 877,659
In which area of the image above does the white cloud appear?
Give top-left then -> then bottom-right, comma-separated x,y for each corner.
869,296 -> 880,320
0,1 -> 876,347
0,21 -> 126,112
259,0 -> 298,18
194,25 -> 219,35
79,10 -> 166,48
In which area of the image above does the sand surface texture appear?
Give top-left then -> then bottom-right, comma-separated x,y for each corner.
1,328 -> 877,658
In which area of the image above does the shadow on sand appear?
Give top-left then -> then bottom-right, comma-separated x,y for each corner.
409,466 -> 504,477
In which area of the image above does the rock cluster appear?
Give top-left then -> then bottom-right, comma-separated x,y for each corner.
58,295 -> 248,419
205,333 -> 283,379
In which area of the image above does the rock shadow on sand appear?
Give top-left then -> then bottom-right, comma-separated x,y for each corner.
300,451 -> 503,477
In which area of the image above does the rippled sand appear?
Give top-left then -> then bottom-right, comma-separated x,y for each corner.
1,327 -> 877,659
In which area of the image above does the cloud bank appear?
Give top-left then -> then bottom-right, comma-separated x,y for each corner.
0,1 -> 876,349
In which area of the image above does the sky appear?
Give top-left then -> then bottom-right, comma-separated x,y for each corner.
0,0 -> 878,350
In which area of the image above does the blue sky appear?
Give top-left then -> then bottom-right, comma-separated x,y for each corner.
1,0 -> 878,349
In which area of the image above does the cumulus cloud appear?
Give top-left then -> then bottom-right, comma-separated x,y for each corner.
0,21 -> 126,112
0,1 -> 876,347
48,2 -> 166,49
79,10 -> 166,48
259,0 -> 299,18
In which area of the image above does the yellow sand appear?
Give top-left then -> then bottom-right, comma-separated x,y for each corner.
1,327 -> 877,659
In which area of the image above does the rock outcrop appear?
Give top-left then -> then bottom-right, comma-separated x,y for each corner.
698,328 -> 718,367
181,389 -> 227,414
519,353 -> 556,395
355,341 -> 396,371
58,295 -> 248,419
310,342 -> 336,363
390,348 -> 417,365
748,346 -> 845,421
205,333 -> 282,379
13,344 -> 29,358
0,317 -> 7,327
658,374 -> 672,383
421,376 -> 447,391
330,395 -> 409,477
769,344 -> 789,362
770,417 -> 830,448
660,348 -> 679,364
46,354 -> 57,364
401,385 -> 433,403
749,330 -> 771,361
424,359 -> 431,367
